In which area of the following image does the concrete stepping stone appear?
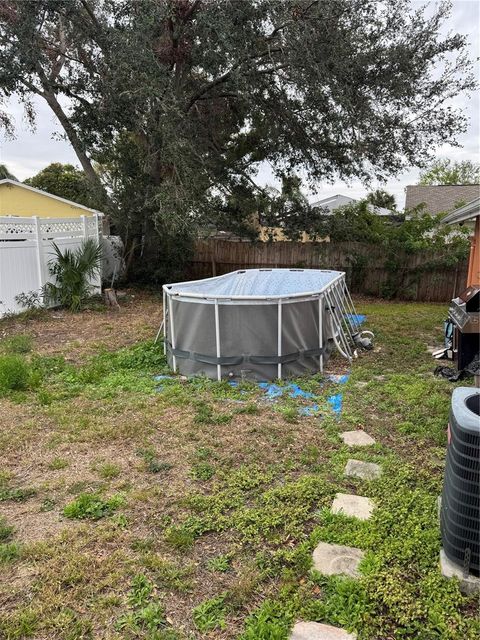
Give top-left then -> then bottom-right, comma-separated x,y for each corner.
312,541 -> 364,577
345,458 -> 381,480
340,430 -> 375,446
290,621 -> 356,639
331,493 -> 374,520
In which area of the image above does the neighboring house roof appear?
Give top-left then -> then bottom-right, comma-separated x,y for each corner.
312,194 -> 357,212
311,194 -> 391,216
0,179 -> 103,215
405,184 -> 480,215
442,197 -> 480,225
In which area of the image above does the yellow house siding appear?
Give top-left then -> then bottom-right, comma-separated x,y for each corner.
0,183 -> 94,218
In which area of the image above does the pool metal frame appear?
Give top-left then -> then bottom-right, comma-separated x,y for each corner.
162,269 -> 363,381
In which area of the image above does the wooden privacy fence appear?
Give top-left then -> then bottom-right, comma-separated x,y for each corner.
187,239 -> 468,302
0,215 -> 102,317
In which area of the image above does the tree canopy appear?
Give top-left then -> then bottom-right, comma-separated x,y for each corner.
0,163 -> 17,180
366,189 -> 397,212
419,159 -> 480,186
0,0 -> 475,279
24,163 -> 103,209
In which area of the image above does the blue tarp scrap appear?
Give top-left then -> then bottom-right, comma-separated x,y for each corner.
258,382 -> 315,400
327,393 -> 343,415
246,377 -> 349,416
345,313 -> 366,326
154,374 -> 177,392
298,404 -> 320,416
154,371 -> 349,417
258,382 -> 283,399
327,374 -> 350,385
288,384 -> 315,399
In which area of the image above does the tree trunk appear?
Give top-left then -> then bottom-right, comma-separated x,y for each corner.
104,288 -> 120,309
43,91 -> 107,200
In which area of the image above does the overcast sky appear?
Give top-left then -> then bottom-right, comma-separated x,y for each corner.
1,0 -> 478,209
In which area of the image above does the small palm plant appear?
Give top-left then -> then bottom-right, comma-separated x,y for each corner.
43,239 -> 102,311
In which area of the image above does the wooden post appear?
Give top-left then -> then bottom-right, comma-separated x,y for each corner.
104,288 -> 120,309
467,215 -> 480,288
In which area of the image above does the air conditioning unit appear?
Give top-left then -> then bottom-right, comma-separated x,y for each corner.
441,387 -> 480,577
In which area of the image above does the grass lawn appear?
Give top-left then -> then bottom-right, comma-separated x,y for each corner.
0,292 -> 478,640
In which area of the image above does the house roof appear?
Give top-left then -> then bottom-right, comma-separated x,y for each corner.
442,198 -> 480,225
311,194 -> 356,211
0,179 -> 104,215
311,193 -> 391,216
405,184 -> 480,215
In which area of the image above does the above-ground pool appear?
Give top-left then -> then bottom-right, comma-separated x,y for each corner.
163,268 -> 363,381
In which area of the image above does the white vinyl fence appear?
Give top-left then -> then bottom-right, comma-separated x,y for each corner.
0,214 -> 102,318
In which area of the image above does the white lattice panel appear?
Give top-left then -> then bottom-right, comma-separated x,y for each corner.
0,218 -> 36,240
39,219 -> 84,237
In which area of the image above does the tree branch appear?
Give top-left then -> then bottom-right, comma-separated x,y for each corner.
186,47 -> 281,111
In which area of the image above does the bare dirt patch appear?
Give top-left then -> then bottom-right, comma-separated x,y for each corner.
0,290 -> 162,363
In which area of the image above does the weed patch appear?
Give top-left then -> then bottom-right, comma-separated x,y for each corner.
0,355 -> 32,393
48,457 -> 69,470
116,573 -> 179,638
137,447 -> 172,474
0,485 -> 36,502
208,553 -> 232,573
0,334 -> 33,354
0,516 -> 14,542
193,593 -> 229,632
63,493 -> 124,520
190,461 -> 215,481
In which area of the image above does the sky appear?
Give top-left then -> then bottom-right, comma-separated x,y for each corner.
1,0 -> 479,209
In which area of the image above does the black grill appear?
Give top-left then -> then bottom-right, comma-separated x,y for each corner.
441,387 -> 480,576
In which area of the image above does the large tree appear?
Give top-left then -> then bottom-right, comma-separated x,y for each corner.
24,162 -> 103,209
0,163 -> 17,180
0,0 -> 475,279
419,159 -> 480,186
366,189 -> 396,212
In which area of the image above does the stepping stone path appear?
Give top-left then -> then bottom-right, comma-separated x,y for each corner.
290,621 -> 356,639
312,542 -> 364,577
298,424 -> 377,639
331,492 -> 374,520
340,430 -> 376,447
345,458 -> 382,480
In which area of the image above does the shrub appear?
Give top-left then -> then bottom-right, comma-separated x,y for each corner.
43,239 -> 102,311
63,493 -> 124,520
0,355 -> 31,393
